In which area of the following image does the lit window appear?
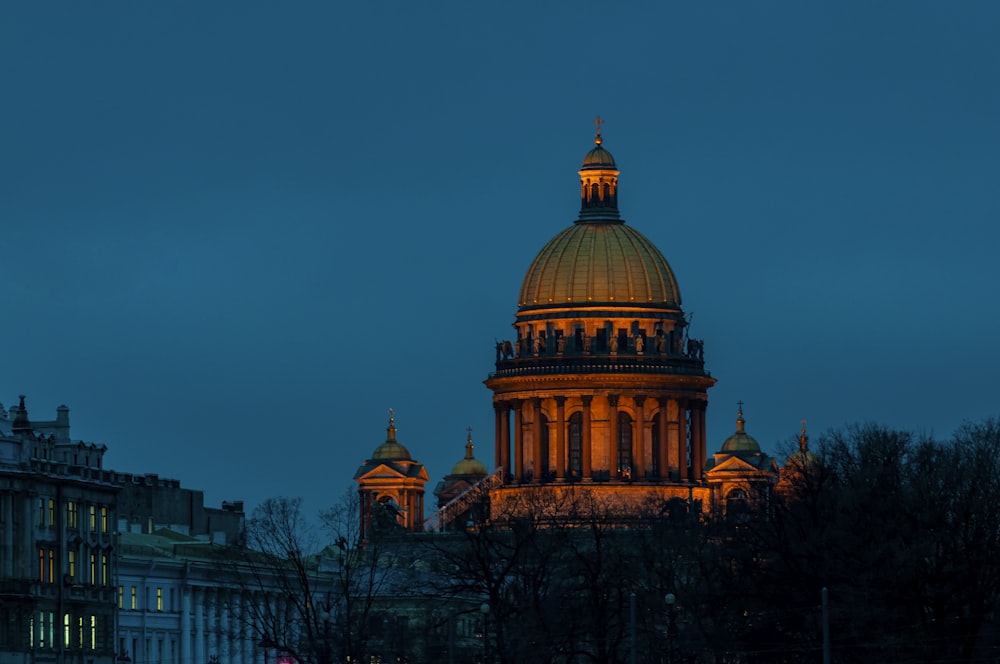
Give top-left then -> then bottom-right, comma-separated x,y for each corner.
156,588 -> 163,612
78,616 -> 84,648
100,507 -> 108,533
89,554 -> 96,586
90,615 -> 96,650
68,551 -> 76,579
64,613 -> 70,648
101,555 -> 108,586
89,506 -> 96,531
130,586 -> 137,610
38,549 -> 45,582
118,586 -> 124,609
48,499 -> 55,526
67,502 -> 78,529
48,549 -> 55,583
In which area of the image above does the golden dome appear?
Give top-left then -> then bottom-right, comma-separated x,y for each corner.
721,407 -> 762,454
372,412 -> 412,461
581,144 -> 616,169
518,222 -> 681,310
450,430 -> 488,477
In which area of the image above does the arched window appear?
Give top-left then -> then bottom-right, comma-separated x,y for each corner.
726,488 -> 749,520
569,412 -> 583,479
618,412 -> 633,478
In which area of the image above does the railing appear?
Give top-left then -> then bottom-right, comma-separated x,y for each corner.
424,468 -> 505,532
489,354 -> 710,379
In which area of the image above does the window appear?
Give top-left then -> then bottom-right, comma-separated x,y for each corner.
156,588 -> 163,612
39,499 -> 45,526
101,554 -> 108,586
89,554 -> 96,586
569,412 -> 583,478
130,586 -> 137,610
118,586 -> 123,609
617,412 -> 633,478
68,551 -> 76,580
67,501 -> 78,529
100,507 -> 108,533
89,506 -> 96,531
89,615 -> 96,650
63,614 -> 70,648
78,616 -> 84,648
47,499 -> 55,526
38,548 -> 55,583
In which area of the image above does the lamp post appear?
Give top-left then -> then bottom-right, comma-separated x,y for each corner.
479,603 -> 490,664
664,593 -> 677,664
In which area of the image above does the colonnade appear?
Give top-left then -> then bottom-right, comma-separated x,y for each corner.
493,395 -> 708,484
121,585 -> 291,664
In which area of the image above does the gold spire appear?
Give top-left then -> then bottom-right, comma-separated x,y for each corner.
736,400 -> 746,433
593,115 -> 604,145
387,408 -> 396,441
465,426 -> 475,459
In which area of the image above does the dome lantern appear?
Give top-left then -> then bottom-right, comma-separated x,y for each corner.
578,115 -> 621,222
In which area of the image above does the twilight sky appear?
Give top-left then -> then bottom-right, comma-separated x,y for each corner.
2,2 -> 997,519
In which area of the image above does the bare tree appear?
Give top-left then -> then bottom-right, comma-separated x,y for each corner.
227,488 -> 403,664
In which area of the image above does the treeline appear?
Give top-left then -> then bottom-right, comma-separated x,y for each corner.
421,419 -> 1000,663
243,418 -> 1000,663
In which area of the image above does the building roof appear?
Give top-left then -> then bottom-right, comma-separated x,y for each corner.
449,430 -> 488,477
720,406 -> 761,454
517,134 -> 682,311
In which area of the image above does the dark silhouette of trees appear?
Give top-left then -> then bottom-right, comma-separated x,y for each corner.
229,489 -> 404,664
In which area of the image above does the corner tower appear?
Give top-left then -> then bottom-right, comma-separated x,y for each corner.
354,412 -> 428,537
485,125 -> 716,513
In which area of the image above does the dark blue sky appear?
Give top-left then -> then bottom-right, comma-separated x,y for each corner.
3,2 -> 997,518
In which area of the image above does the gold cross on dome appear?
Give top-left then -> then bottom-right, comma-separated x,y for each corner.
466,426 -> 473,442
593,115 -> 604,138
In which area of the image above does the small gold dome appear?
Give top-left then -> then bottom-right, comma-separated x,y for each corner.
721,407 -> 761,454
372,412 -> 411,460
451,431 -> 488,477
581,144 -> 616,169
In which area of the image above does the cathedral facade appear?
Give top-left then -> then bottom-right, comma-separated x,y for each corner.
482,128 -> 723,520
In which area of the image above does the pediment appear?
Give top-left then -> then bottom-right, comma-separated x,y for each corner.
705,455 -> 769,476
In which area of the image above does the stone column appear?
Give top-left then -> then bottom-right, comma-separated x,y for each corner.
499,402 -> 511,476
531,398 -> 543,481
678,401 -> 689,482
181,586 -> 192,664
608,396 -> 619,478
554,397 -> 566,480
633,396 -> 646,480
658,398 -> 669,481
581,396 -> 593,481
513,401 -> 524,481
692,403 -> 707,481
194,587 -> 204,664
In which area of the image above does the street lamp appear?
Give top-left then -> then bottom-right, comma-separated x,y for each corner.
479,603 -> 490,664
664,594 -> 677,664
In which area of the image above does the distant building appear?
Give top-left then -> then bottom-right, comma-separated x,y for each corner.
354,413 -> 428,537
0,396 -> 248,664
116,529 -> 272,664
0,397 -> 118,664
703,405 -> 779,518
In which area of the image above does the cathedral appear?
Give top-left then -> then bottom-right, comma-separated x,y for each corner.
357,123 -> 781,530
